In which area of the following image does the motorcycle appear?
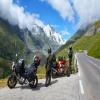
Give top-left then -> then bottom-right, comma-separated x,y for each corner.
52,57 -> 70,77
7,56 -> 40,89
52,61 -> 65,77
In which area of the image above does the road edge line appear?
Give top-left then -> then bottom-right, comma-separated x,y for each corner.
79,80 -> 85,95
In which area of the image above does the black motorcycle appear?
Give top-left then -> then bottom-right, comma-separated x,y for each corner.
7,56 -> 40,89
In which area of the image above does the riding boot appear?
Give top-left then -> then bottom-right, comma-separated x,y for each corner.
48,75 -> 51,85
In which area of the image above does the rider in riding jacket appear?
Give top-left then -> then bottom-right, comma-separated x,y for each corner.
45,48 -> 54,86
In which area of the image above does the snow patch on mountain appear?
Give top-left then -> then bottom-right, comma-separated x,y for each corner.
43,25 -> 65,45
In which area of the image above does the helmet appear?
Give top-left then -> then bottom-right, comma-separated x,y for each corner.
33,55 -> 40,66
48,48 -> 52,54
69,46 -> 72,50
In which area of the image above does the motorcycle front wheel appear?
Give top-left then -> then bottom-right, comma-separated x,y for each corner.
29,76 -> 38,88
7,75 -> 17,89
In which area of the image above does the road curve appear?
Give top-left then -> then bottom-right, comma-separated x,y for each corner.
76,53 -> 100,100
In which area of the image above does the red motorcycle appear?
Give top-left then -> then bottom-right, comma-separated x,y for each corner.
52,57 -> 70,77
57,60 -> 65,75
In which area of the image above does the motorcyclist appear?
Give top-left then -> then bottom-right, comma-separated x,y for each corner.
30,55 -> 40,72
68,47 -> 73,73
52,53 -> 57,68
45,48 -> 53,87
14,59 -> 25,77
24,55 -> 40,79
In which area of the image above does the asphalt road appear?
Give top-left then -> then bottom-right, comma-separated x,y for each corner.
0,53 -> 100,100
0,75 -> 80,100
76,53 -> 100,100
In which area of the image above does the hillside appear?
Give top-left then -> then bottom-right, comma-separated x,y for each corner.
73,32 -> 100,58
57,20 -> 100,59
57,28 -> 87,54
0,18 -> 25,79
0,18 -> 25,60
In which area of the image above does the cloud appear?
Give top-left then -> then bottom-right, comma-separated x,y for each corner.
61,30 -> 70,36
0,0 -> 64,43
73,0 -> 100,28
41,0 -> 100,28
0,0 -> 44,30
62,31 -> 70,36
41,0 -> 75,21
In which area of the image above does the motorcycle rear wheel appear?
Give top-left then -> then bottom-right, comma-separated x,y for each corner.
7,75 -> 17,89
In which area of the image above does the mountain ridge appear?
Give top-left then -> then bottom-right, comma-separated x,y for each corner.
57,20 -> 100,59
0,16 -> 65,78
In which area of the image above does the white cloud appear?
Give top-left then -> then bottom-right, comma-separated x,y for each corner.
41,0 -> 75,21
0,0 -> 64,43
73,0 -> 100,28
0,0 -> 44,30
41,0 -> 100,28
61,30 -> 70,36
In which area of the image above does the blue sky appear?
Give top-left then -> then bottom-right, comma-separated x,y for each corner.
13,0 -> 78,40
11,0 -> 100,40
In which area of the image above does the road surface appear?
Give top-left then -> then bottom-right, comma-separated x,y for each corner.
76,53 -> 100,100
0,75 -> 80,100
0,53 -> 100,100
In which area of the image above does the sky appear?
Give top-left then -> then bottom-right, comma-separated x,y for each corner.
13,0 -> 76,40
0,0 -> 100,40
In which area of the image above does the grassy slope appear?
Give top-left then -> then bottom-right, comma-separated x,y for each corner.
0,19 -> 25,79
0,58 -> 11,79
0,19 -> 25,60
73,32 -> 100,59
88,33 -> 100,58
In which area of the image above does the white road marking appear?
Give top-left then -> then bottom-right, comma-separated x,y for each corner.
79,80 -> 85,95
75,55 -> 81,77
77,60 -> 81,77
75,54 -> 85,95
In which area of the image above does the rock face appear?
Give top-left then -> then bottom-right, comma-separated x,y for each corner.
20,24 -> 65,56
85,26 -> 96,36
85,22 -> 100,36
97,28 -> 100,33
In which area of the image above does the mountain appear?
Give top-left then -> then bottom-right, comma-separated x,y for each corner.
57,20 -> 100,59
23,24 -> 65,55
0,17 -> 64,64
43,25 -> 65,45
0,18 -> 25,60
73,21 -> 100,58
0,18 -> 25,79
56,28 -> 87,54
